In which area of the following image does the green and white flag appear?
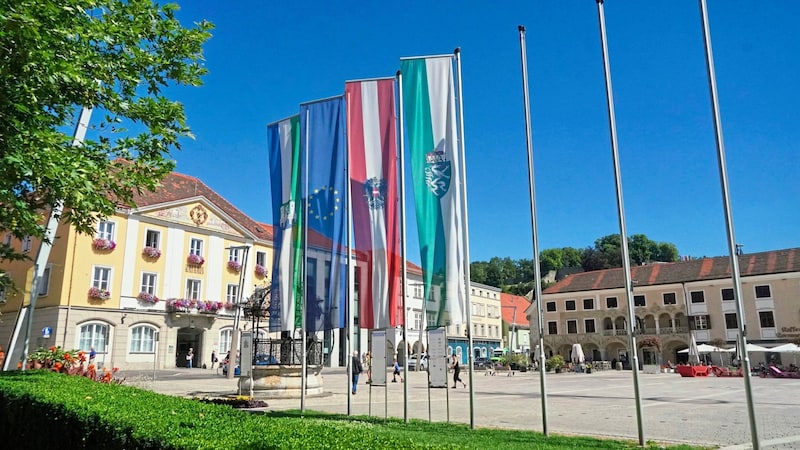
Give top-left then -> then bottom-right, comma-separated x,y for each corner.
401,55 -> 467,327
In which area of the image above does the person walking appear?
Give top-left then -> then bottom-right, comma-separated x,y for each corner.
210,350 -> 218,370
351,350 -> 363,395
186,347 -> 194,369
451,352 -> 466,388
392,356 -> 403,382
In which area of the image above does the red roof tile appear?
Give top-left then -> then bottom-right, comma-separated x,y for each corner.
543,248 -> 800,294
500,292 -> 531,325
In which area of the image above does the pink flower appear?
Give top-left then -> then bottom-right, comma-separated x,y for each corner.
254,264 -> 267,276
142,246 -> 161,258
187,254 -> 205,265
92,238 -> 116,251
227,260 -> 242,272
88,287 -> 111,300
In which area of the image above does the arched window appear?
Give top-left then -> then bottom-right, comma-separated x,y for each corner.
130,325 -> 157,353
78,322 -> 109,353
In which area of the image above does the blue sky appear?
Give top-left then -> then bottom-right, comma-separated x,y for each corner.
167,1 -> 799,263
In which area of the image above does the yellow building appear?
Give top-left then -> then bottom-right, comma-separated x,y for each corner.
527,248 -> 800,367
0,171 -> 273,371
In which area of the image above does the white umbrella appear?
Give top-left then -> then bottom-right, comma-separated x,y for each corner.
571,343 -> 585,364
688,335 -> 700,365
769,343 -> 800,353
745,343 -> 770,352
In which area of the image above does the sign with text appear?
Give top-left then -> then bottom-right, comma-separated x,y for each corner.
428,327 -> 448,388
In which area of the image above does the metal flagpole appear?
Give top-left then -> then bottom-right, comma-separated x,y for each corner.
518,25 -> 550,436
698,1 -> 759,447
396,70 -> 410,424
454,48 -> 476,430
594,1 -> 644,445
345,88 -> 354,416
9,105 -> 93,371
301,107 -> 310,412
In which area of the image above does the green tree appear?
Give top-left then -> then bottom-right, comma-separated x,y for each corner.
0,0 -> 212,268
539,248 -> 563,274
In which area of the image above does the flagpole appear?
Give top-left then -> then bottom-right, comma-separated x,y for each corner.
698,1 -> 759,447
454,47 -> 475,430
594,1 -> 644,445
301,107 -> 310,413
345,89 -> 354,416
518,25 -> 550,436
396,70 -> 410,424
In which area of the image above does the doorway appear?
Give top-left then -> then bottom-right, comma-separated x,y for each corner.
176,327 -> 203,368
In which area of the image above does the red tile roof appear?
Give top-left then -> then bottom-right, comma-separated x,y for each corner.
131,171 -> 273,241
500,292 -> 531,325
543,248 -> 800,294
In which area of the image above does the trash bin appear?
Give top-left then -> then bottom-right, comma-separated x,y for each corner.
616,362 -> 623,370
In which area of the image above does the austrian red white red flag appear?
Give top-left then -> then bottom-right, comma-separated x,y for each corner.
345,78 -> 403,329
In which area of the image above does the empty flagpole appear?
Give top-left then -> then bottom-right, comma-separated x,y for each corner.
697,1 -> 759,447
396,70 -> 410,424
345,89 -> 354,416
454,47 -> 476,430
301,107 -> 310,413
518,25 -> 550,436
594,1 -> 644,445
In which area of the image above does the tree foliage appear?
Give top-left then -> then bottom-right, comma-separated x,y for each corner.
470,233 -> 680,291
0,0 -> 212,266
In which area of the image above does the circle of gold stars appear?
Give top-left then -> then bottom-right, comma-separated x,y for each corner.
307,186 -> 341,221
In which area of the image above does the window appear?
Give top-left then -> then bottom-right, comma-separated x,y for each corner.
413,312 -> 422,330
721,288 -> 735,301
584,319 -> 596,333
256,251 -> 266,268
565,300 -> 576,311
663,292 -> 677,305
145,230 -> 160,249
22,235 -> 33,253
2,234 -> 11,246
78,323 -> 108,353
606,297 -> 618,308
546,301 -> 556,312
96,221 -> 115,241
0,284 -> 6,303
754,285 -> 771,299
38,266 -> 51,296
633,295 -> 646,307
185,279 -> 201,300
566,320 -> 578,334
228,247 -> 242,263
92,267 -> 111,291
690,315 -> 710,330
140,273 -> 157,295
480,324 -> 485,336
220,328 -> 232,353
189,238 -> 203,256
583,298 -> 594,310
690,291 -> 705,303
724,313 -> 738,329
547,321 -> 558,335
226,284 -> 239,303
413,284 -> 423,298
759,311 -> 775,328
130,325 -> 157,353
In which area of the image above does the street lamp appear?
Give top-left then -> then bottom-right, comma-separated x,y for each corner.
226,245 -> 251,380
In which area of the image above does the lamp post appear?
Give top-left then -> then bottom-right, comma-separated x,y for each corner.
227,245 -> 250,380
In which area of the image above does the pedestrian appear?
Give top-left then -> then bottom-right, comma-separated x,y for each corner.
187,347 -> 194,369
392,356 -> 403,382
450,352 -> 466,388
351,350 -> 363,394
210,350 -> 218,370
364,351 -> 373,384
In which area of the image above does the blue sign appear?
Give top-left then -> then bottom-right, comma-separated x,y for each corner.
42,326 -> 52,338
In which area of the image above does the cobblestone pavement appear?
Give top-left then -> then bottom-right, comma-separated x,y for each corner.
123,367 -> 800,449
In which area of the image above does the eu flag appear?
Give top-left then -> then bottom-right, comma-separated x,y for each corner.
300,96 -> 347,332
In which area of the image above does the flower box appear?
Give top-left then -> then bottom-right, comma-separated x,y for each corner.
197,300 -> 223,314
254,264 -> 267,277
227,260 -> 242,272
187,254 -> 205,266
137,292 -> 159,304
88,287 -> 111,300
166,298 -> 196,312
142,246 -> 161,258
92,238 -> 116,251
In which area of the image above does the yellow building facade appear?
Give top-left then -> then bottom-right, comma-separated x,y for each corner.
0,172 -> 273,371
